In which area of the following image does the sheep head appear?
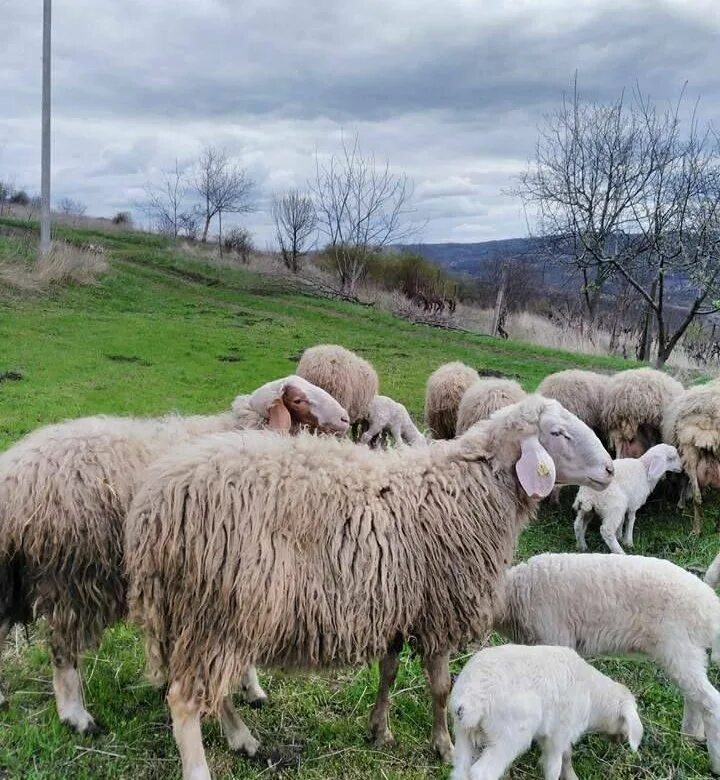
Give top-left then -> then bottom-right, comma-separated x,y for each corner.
639,443 -> 683,482
457,395 -> 614,498
249,375 -> 350,435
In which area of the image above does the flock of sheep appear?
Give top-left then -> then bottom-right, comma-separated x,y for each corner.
2,344 -> 720,780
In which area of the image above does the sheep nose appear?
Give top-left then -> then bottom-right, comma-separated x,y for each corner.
340,416 -> 350,424
605,462 -> 615,477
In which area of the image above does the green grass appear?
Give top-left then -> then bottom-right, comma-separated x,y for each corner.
0,220 -> 718,778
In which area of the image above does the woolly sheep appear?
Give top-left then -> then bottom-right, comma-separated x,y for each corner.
573,443 -> 683,553
663,380 -> 720,534
603,367 -> 683,458
497,552 -> 720,773
424,361 -> 478,439
126,396 -> 614,778
537,369 -> 610,435
296,343 -> 379,425
359,394 -> 426,448
450,644 -> 642,780
0,376 -> 348,733
455,378 -> 526,437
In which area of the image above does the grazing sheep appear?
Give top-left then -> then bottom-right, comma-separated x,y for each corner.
497,552 -> 720,773
603,367 -> 684,458
537,369 -> 610,435
296,344 -> 379,426
450,644 -> 642,780
455,379 -> 527,437
663,380 -> 720,534
126,395 -> 614,778
573,443 -> 683,553
424,361 -> 479,439
359,394 -> 426,448
0,376 -> 348,735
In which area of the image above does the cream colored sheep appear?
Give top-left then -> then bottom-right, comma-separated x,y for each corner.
0,376 -> 348,735
537,369 -> 610,435
126,396 -> 614,779
424,361 -> 478,439
455,378 -> 526,436
497,552 -> 720,772
359,395 -> 426,448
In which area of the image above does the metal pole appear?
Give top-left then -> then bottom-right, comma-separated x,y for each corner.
40,0 -> 52,255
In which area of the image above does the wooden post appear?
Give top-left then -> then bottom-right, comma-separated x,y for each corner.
39,0 -> 52,255
491,265 -> 509,337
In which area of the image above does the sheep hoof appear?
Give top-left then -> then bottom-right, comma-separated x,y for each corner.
370,728 -> 396,749
434,739 -> 454,764
64,717 -> 104,736
230,734 -> 260,757
248,695 -> 267,710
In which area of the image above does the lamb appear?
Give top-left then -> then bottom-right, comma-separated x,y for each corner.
663,380 -> 720,534
125,395 -> 614,779
573,443 -> 683,553
455,378 -> 526,436
296,343 -> 379,427
0,376 -> 348,734
602,367 -> 683,457
449,644 -> 642,780
537,369 -> 610,436
496,552 -> 720,773
359,394 -> 426,448
424,361 -> 479,439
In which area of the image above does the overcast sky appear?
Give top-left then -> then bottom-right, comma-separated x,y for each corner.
2,0 -> 719,244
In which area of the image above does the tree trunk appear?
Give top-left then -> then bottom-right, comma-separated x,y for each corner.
636,279 -> 658,362
491,267 -> 509,337
201,215 -> 211,243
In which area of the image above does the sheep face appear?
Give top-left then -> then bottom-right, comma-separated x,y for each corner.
537,401 -> 615,491
606,697 -> 643,753
641,443 -> 683,481
282,379 -> 350,435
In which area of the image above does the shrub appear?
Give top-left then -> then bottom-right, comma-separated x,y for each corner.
9,190 -> 30,206
112,211 -> 132,226
223,227 -> 254,263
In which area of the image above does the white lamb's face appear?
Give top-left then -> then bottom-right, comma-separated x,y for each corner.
538,401 -> 615,489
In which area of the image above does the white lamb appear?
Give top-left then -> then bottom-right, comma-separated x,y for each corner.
497,553 -> 720,773
573,442 -> 682,554
450,644 -> 642,780
359,394 -> 426,448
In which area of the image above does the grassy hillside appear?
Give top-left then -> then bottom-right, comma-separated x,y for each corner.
0,221 -> 718,779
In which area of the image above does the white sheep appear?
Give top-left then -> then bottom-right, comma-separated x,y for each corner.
0,376 -> 348,735
573,443 -> 683,553
497,552 -> 720,773
126,396 -> 614,778
359,394 -> 426,448
450,644 -> 642,780
455,378 -> 526,437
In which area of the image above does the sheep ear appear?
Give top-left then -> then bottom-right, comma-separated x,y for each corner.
645,452 -> 666,482
515,435 -> 556,498
267,397 -> 292,431
621,702 -> 643,752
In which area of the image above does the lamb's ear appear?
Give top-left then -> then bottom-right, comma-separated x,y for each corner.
644,451 -> 667,481
267,397 -> 292,431
621,701 -> 643,752
515,435 -> 556,498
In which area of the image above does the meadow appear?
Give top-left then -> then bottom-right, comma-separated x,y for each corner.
0,220 -> 718,779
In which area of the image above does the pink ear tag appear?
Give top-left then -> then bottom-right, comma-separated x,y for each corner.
515,436 -> 556,498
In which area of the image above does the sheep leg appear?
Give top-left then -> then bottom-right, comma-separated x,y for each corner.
219,694 -> 260,755
239,666 -> 267,709
423,650 -> 454,762
677,473 -> 691,510
659,644 -> 720,773
559,748 -> 579,780
389,423 -> 404,447
600,517 -> 626,555
369,634 -> 403,748
450,727 -> 477,780
359,420 -> 384,447
573,509 -> 590,552
467,729 -> 532,780
682,697 -> 706,741
623,510 -> 637,549
539,741 -> 564,780
51,648 -> 101,735
549,486 -> 562,506
0,619 -> 11,710
167,681 -> 211,780
690,473 -> 703,535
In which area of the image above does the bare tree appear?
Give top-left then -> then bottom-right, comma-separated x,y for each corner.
194,146 -> 255,243
311,136 -> 416,296
142,160 -> 197,240
0,181 -> 11,216
58,197 -> 86,218
272,190 -> 316,272
518,84 -> 720,366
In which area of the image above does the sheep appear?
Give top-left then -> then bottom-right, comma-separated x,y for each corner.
663,380 -> 720,534
536,369 -> 610,436
424,361 -> 479,439
706,552 -> 720,590
602,367 -> 684,458
573,443 -> 683,554
0,376 -> 348,736
455,378 -> 526,437
496,552 -> 720,773
359,394 -> 426,448
296,343 -> 379,428
125,395 -> 614,778
449,644 -> 642,780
